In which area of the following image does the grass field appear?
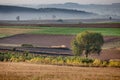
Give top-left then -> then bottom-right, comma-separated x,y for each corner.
0,62 -> 120,80
31,27 -> 120,36
0,26 -> 120,38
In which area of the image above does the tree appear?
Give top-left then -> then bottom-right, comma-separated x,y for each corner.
16,16 -> 20,21
52,15 -> 56,20
71,31 -> 104,57
109,16 -> 112,20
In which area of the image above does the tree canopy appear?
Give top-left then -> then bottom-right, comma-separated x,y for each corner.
71,31 -> 104,57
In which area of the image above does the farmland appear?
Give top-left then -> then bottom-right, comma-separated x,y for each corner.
0,62 -> 120,80
30,27 -> 120,36
0,27 -> 120,38
0,27 -> 38,38
0,24 -> 120,80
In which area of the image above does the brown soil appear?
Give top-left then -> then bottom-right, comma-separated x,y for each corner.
89,49 -> 120,60
0,23 -> 120,28
0,34 -> 75,47
0,34 -> 120,60
0,34 -> 120,48
0,28 -> 37,35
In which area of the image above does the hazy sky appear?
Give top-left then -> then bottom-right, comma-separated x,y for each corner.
0,0 -> 120,5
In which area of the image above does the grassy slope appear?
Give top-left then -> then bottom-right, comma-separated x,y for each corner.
0,62 -> 120,80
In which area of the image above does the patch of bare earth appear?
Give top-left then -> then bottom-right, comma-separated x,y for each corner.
0,34 -> 120,48
0,62 -> 120,80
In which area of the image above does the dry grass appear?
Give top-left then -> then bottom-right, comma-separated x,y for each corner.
0,62 -> 120,80
0,28 -> 37,36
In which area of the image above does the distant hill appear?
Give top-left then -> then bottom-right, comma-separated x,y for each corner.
0,3 -> 120,20
0,5 -> 95,15
0,5 -> 36,12
0,5 -> 98,20
22,2 -> 120,18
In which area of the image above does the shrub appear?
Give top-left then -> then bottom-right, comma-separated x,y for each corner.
81,58 -> 93,64
57,19 -> 63,22
0,52 -> 12,61
44,57 -> 52,64
21,44 -> 33,47
10,56 -> 19,62
30,57 -> 45,63
0,52 -> 5,61
18,56 -> 26,62
93,59 -> 102,66
56,56 -> 65,65
65,56 -> 81,65
109,59 -> 120,67
102,61 -> 108,67
52,59 -> 58,64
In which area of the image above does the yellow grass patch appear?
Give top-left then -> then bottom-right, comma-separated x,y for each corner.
0,62 -> 120,80
0,28 -> 37,35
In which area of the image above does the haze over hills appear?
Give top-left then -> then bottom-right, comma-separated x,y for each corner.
0,2 -> 120,20
21,2 -> 120,18
0,5 -> 97,20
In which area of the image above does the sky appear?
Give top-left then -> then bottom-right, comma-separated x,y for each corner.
0,0 -> 120,5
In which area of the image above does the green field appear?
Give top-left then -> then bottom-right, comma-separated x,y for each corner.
30,27 -> 120,36
0,26 -> 120,38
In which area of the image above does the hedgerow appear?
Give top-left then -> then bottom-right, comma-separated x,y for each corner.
0,51 -> 119,67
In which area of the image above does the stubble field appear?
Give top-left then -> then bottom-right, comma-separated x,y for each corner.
0,62 -> 120,80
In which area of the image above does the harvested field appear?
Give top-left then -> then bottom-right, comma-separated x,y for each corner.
0,28 -> 37,38
0,62 -> 120,80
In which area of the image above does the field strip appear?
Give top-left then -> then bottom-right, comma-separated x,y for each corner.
0,62 -> 120,80
0,43 -> 21,47
0,28 -> 38,38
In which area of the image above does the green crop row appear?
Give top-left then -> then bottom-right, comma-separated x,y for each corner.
30,27 -> 120,36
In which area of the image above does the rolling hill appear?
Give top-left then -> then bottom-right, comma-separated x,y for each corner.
0,5 -> 97,20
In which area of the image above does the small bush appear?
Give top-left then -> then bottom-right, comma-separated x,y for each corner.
82,58 -> 93,63
0,52 -> 12,61
109,59 -> 120,67
52,59 -> 58,64
10,56 -> 19,62
102,61 -> 108,67
21,44 -> 33,47
0,52 -> 5,61
56,56 -> 65,65
30,57 -> 44,63
57,19 -> 63,22
44,57 -> 52,64
93,59 -> 102,66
